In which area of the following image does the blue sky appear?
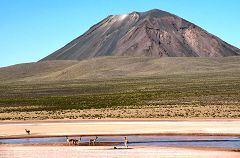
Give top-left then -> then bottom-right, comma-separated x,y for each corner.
0,0 -> 239,67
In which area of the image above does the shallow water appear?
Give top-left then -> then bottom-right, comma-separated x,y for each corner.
1,136 -> 240,149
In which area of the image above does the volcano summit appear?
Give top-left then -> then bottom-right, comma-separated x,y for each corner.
42,9 -> 239,61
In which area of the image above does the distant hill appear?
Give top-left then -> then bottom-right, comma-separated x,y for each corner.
41,9 -> 239,61
1,56 -> 240,83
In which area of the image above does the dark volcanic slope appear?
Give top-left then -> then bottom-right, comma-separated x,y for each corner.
41,9 -> 240,61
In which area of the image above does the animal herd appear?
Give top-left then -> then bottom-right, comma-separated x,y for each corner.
24,129 -> 99,146
66,136 -> 98,146
24,129 -> 128,147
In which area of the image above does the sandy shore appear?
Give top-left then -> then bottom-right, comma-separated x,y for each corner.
0,146 -> 240,158
0,119 -> 240,157
0,119 -> 240,138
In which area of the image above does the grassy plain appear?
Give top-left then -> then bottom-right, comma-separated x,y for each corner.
0,57 -> 239,120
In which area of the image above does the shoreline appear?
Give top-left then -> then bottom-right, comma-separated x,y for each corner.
1,132 -> 240,139
1,119 -> 240,138
1,119 -> 240,156
1,118 -> 240,123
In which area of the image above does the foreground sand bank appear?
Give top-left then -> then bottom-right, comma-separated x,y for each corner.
0,146 -> 239,158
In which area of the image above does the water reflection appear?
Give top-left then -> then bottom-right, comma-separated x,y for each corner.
1,135 -> 240,149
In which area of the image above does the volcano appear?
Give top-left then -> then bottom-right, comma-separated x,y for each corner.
41,9 -> 239,61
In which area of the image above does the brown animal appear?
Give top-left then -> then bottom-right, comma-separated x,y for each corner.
124,137 -> 128,148
89,136 -> 98,146
66,136 -> 81,145
25,129 -> 30,135
72,136 -> 82,145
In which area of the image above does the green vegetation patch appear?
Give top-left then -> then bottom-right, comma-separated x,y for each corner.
0,72 -> 240,119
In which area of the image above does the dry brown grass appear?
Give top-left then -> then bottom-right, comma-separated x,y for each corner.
1,104 -> 239,120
